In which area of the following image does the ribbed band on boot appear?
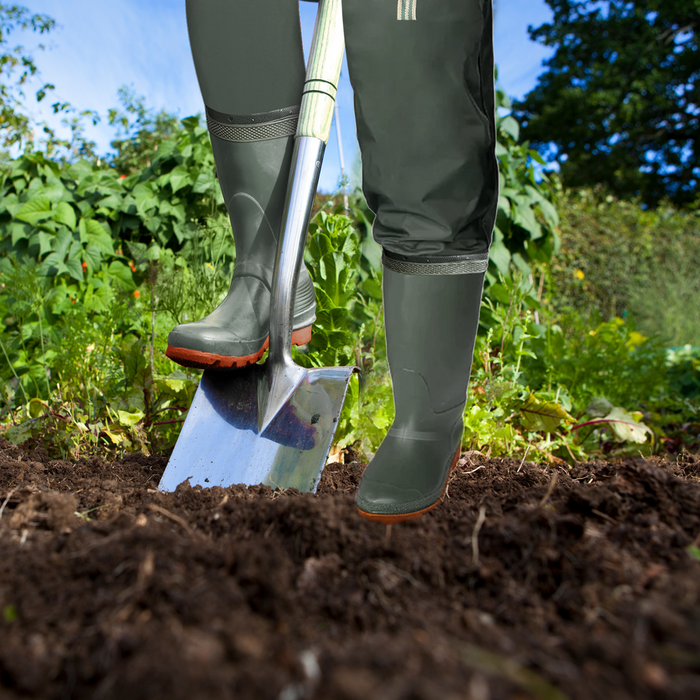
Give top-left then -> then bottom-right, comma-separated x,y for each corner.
382,249 -> 489,275
206,104 -> 299,143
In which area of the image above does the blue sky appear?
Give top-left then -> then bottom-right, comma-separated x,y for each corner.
16,0 -> 557,194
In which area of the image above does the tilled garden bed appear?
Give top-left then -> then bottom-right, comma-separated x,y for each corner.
1,439 -> 699,699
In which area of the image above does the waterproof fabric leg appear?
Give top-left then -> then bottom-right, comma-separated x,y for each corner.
184,0 -> 306,116
343,0 -> 498,520
356,266 -> 486,522
342,0 -> 498,264
167,0 -> 316,369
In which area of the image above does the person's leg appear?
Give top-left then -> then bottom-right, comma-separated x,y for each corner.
167,0 -> 317,369
342,0 -> 499,521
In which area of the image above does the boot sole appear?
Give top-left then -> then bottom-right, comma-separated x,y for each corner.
356,446 -> 461,525
165,325 -> 313,370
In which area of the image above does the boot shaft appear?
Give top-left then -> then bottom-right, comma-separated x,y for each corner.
383,265 -> 486,436
207,107 -> 298,287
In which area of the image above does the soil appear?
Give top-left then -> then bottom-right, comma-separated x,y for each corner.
0,440 -> 699,700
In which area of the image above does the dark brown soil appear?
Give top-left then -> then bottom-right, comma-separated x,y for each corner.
1,439 -> 699,700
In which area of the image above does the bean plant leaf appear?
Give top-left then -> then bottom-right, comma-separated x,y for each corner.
39,252 -> 68,277
499,115 -> 520,141
65,255 -> 84,283
125,240 -> 149,266
15,196 -> 53,225
54,201 -> 76,231
489,233 -> 511,275
513,199 -> 543,240
9,222 -> 30,245
166,165 -> 193,194
107,261 -> 136,288
29,231 -> 53,256
83,245 -> 102,273
488,282 -> 511,305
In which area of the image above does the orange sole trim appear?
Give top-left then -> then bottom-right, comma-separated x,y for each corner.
356,446 -> 462,525
165,325 -> 313,370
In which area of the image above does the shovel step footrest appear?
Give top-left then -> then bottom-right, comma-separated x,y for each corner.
165,325 -> 313,370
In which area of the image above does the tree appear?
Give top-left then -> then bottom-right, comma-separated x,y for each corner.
0,3 -> 100,168
106,85 -> 184,176
0,3 -> 56,153
510,0 -> 699,210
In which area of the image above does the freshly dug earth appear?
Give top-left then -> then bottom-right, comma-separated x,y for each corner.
0,440 -> 699,700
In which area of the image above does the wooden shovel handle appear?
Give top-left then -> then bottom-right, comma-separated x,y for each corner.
297,0 -> 345,143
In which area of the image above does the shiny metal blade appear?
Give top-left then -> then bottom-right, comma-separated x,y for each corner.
158,364 -> 355,494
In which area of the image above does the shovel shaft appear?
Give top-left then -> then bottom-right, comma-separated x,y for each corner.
268,0 -> 345,365
269,137 -> 325,365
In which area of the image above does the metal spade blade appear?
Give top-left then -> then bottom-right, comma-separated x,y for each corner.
157,362 -> 354,493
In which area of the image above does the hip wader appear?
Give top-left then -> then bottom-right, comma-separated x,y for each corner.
170,0 -> 499,521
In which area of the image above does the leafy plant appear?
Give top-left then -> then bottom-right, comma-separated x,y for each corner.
295,208 -> 363,369
546,185 -> 700,346
106,85 -> 183,176
1,73 -> 697,465
0,4 -> 102,167
490,72 -> 561,284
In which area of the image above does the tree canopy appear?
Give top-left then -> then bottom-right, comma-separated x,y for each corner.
0,3 -> 183,172
511,0 -> 699,210
0,3 -> 57,155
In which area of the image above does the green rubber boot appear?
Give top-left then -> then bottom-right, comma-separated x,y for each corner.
356,262 -> 486,523
166,109 -> 316,370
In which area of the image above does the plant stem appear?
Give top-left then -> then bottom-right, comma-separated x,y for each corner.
0,335 -> 29,404
18,324 -> 41,396
150,259 -> 157,380
37,304 -> 51,398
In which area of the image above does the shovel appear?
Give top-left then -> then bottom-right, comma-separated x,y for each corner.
159,0 -> 356,494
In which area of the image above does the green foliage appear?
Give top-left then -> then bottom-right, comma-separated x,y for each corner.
547,185 -> 700,346
296,209 -> 363,368
491,76 -> 561,283
511,0 -> 700,210
0,70 -> 696,465
0,111 -> 226,292
0,3 -> 56,154
106,85 -> 184,176
0,251 -> 196,458
460,267 -> 696,461
113,114 -> 224,249
665,345 -> 700,398
0,3 -> 103,168
0,150 -> 134,303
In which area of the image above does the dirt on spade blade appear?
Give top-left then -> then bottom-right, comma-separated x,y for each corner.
0,439 -> 699,700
